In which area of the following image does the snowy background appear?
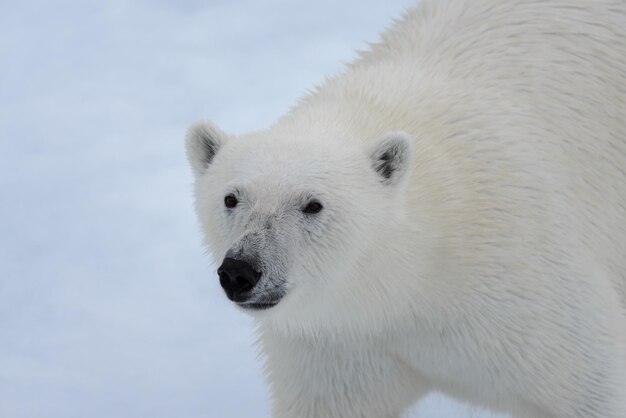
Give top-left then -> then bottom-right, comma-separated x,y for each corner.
0,0 -> 505,417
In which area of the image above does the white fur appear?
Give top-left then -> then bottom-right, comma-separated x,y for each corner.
188,1 -> 626,417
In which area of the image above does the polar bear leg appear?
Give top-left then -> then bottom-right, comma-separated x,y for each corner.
261,330 -> 428,418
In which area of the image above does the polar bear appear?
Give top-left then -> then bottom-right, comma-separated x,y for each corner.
186,0 -> 626,417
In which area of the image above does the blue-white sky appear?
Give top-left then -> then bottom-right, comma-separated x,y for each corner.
0,1 -> 505,417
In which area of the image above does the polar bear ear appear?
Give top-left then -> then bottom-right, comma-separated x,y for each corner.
185,121 -> 228,177
369,132 -> 415,186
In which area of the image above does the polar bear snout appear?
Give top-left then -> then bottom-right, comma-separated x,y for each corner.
217,257 -> 262,302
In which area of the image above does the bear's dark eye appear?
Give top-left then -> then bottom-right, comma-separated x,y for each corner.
224,194 -> 238,209
303,200 -> 323,215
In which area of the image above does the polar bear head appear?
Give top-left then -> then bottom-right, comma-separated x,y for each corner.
186,120 -> 415,322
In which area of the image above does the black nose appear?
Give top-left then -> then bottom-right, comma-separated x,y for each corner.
217,257 -> 262,301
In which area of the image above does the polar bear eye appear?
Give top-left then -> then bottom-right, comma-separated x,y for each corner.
302,200 -> 323,215
224,194 -> 238,209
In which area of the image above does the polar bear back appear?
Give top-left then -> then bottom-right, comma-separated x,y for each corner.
346,0 -> 626,306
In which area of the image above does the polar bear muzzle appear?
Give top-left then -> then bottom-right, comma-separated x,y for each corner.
217,257 -> 262,301
216,255 -> 281,310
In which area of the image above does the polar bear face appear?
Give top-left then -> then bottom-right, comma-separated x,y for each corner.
186,121 -> 414,317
